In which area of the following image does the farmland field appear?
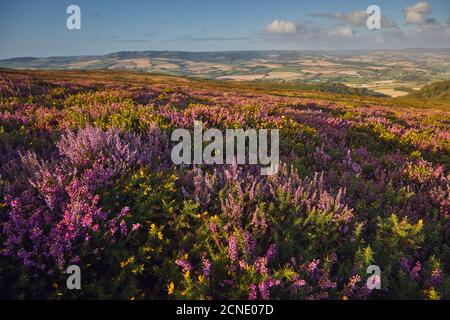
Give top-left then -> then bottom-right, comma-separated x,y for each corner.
0,69 -> 449,300
2,49 -> 449,97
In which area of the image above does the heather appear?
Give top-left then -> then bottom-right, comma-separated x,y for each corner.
0,70 -> 449,300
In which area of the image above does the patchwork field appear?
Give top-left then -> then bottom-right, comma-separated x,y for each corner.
1,49 -> 449,97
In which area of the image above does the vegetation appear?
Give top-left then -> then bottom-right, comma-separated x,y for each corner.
0,70 -> 449,300
404,80 -> 450,101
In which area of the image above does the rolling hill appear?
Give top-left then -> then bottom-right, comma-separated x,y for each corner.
404,80 -> 450,101
1,49 -> 449,97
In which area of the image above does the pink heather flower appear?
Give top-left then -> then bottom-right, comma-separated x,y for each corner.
248,284 -> 257,300
131,223 -> 142,232
267,279 -> 281,287
243,232 -> 256,257
110,225 -> 117,236
293,276 -> 306,288
400,257 -> 410,272
290,257 -> 298,268
306,292 -> 329,300
258,279 -> 279,300
209,221 -> 217,234
307,259 -> 320,273
254,257 -> 269,275
318,274 -> 337,290
202,257 -> 211,278
228,235 -> 238,262
430,268 -> 443,287
238,260 -> 247,270
120,206 -> 131,216
342,275 -> 362,298
410,262 -> 422,281
119,220 -> 128,236
258,282 -> 269,300
221,279 -> 234,287
175,258 -> 192,273
265,244 -> 276,262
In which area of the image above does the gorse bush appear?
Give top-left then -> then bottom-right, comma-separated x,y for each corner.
0,71 -> 449,300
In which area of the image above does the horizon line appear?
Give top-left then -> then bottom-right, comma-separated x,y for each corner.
2,47 -> 450,61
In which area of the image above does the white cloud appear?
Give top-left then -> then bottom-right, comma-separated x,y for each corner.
261,20 -> 450,50
266,19 -> 297,34
332,11 -> 367,27
311,11 -> 398,29
327,26 -> 353,38
404,1 -> 432,25
262,6 -> 450,50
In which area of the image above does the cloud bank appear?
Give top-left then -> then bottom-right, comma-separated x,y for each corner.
261,2 -> 449,50
311,10 -> 398,29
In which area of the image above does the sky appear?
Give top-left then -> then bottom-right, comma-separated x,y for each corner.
0,0 -> 449,59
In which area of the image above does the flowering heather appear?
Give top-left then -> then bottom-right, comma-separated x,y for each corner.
0,70 -> 449,300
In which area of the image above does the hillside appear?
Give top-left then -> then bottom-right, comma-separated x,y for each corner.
404,80 -> 450,100
1,49 -> 449,97
0,69 -> 449,300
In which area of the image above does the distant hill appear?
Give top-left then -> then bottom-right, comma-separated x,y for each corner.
404,80 -> 450,101
243,81 -> 387,97
1,49 -> 449,97
312,82 -> 387,97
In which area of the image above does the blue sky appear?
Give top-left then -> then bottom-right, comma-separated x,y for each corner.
1,0 -> 449,58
